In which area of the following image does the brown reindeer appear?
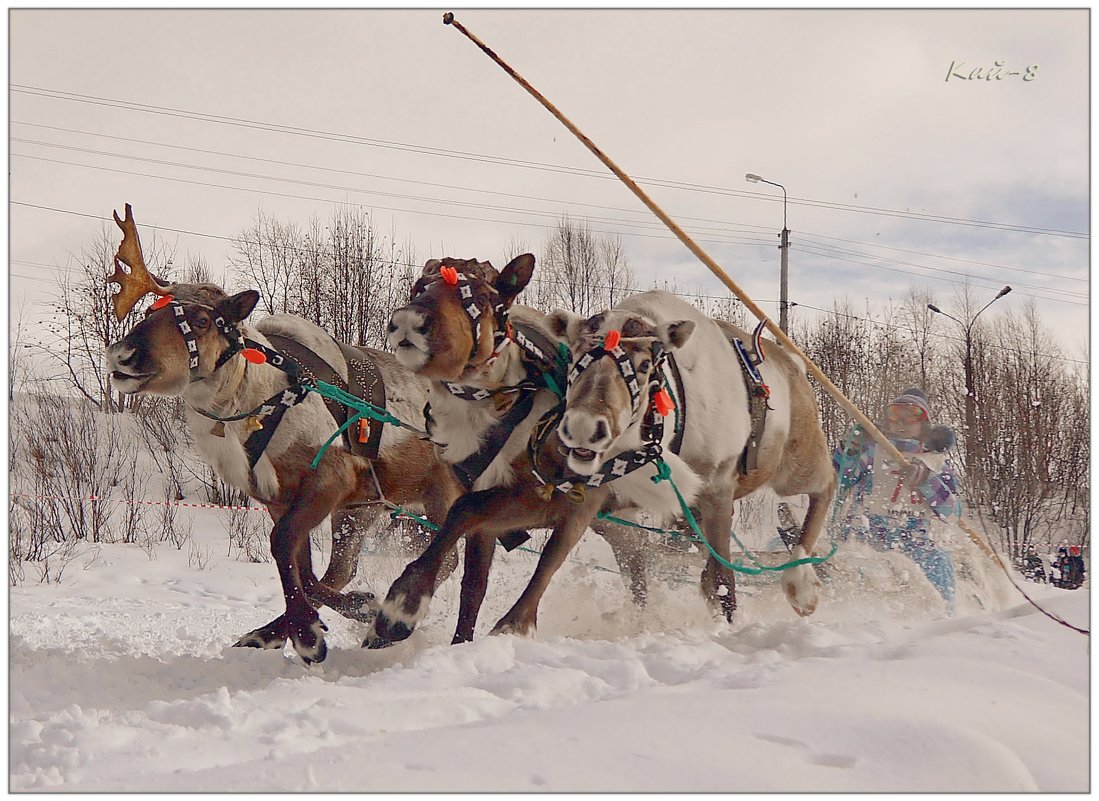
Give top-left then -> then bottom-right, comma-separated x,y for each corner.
367,256 -> 650,646
372,288 -> 835,642
103,204 -> 462,663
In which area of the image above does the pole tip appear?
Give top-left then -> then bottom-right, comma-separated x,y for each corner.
442,12 -> 454,25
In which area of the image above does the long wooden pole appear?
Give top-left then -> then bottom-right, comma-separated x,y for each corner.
442,13 -> 997,560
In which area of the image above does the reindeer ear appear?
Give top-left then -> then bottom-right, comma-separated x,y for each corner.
217,290 -> 260,325
495,254 -> 535,305
548,309 -> 585,342
657,320 -> 695,350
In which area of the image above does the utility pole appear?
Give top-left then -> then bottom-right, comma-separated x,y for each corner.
746,173 -> 790,332
928,285 -> 1013,488
778,225 -> 790,333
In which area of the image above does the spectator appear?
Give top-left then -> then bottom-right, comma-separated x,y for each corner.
834,388 -> 961,615
1055,546 -> 1086,590
1022,546 -> 1047,583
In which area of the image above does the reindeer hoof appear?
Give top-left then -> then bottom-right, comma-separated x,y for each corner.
371,614 -> 414,645
781,559 -> 821,617
233,616 -> 289,649
490,616 -> 536,638
339,591 -> 379,624
288,618 -> 329,664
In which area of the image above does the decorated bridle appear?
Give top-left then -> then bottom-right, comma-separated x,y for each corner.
410,263 -> 509,367
566,328 -> 674,420
412,260 -> 570,491
530,327 -> 677,502
140,294 -> 277,383
108,204 -> 312,457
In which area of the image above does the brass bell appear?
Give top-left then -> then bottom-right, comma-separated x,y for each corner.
566,484 -> 587,504
209,421 -> 226,438
536,483 -> 556,501
244,415 -> 264,433
493,391 -> 512,412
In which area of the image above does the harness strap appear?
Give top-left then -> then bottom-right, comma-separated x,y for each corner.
451,388 -> 538,490
664,352 -> 687,456
163,301 -> 202,380
726,321 -> 771,475
568,341 -> 643,412
242,383 -> 313,468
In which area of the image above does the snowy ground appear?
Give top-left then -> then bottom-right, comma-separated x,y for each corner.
8,508 -> 1090,792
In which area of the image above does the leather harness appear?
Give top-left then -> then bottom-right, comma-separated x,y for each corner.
722,320 -> 771,475
264,334 -> 387,462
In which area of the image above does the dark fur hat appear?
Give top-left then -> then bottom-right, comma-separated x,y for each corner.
924,424 -> 956,453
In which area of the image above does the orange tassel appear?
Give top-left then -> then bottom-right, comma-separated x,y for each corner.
604,329 -> 621,350
654,387 -> 674,416
241,348 -> 267,364
150,295 -> 174,310
358,418 -> 370,443
440,265 -> 459,285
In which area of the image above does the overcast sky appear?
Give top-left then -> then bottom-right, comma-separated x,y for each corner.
8,8 -> 1089,364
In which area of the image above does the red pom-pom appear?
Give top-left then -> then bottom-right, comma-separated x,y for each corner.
150,295 -> 174,310
440,265 -> 459,286
604,329 -> 621,350
241,348 -> 267,364
654,387 -> 674,417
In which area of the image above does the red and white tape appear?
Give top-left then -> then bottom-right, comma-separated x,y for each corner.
10,493 -> 265,513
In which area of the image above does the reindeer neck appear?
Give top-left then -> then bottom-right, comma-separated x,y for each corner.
182,329 -> 286,415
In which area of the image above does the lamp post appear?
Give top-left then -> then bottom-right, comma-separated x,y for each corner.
927,285 -> 1012,482
745,173 -> 790,332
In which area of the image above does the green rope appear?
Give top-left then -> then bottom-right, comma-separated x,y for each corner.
597,457 -> 835,575
305,379 -> 419,469
388,506 -> 441,532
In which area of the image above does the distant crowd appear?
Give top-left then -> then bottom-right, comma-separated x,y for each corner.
1018,544 -> 1087,589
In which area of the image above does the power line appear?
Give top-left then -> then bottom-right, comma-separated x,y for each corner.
791,301 -> 1089,367
18,120 -> 1087,292
9,141 -> 776,246
795,239 -> 1086,301
793,243 -> 1087,308
11,122 -> 773,239
9,157 -> 776,250
797,230 -> 1088,285
13,84 -> 1088,239
11,199 -> 1087,310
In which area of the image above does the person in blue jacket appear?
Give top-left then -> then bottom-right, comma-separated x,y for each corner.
834,388 -> 962,615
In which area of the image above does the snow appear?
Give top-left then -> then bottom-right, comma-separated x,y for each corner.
7,508 -> 1090,793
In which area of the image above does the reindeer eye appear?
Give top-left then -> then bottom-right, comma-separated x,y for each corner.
192,313 -> 211,331
638,359 -> 651,373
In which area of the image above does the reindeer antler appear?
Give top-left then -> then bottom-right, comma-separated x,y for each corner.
107,203 -> 173,321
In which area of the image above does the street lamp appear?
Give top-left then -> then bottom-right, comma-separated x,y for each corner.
927,285 -> 1012,483
745,173 -> 790,332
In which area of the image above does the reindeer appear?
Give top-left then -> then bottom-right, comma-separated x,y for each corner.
103,204 -> 462,663
371,288 -> 834,642
372,256 -> 650,645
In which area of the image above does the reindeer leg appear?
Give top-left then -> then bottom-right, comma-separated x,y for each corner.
263,478 -> 350,663
696,479 -> 738,623
492,493 -> 605,638
235,504 -> 293,651
452,532 -> 496,644
308,508 -> 378,624
592,515 -> 649,608
779,476 -> 835,617
367,484 -> 555,648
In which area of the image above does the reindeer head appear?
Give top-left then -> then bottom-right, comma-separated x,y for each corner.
549,308 -> 695,476
386,253 -> 535,380
104,204 -> 260,396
